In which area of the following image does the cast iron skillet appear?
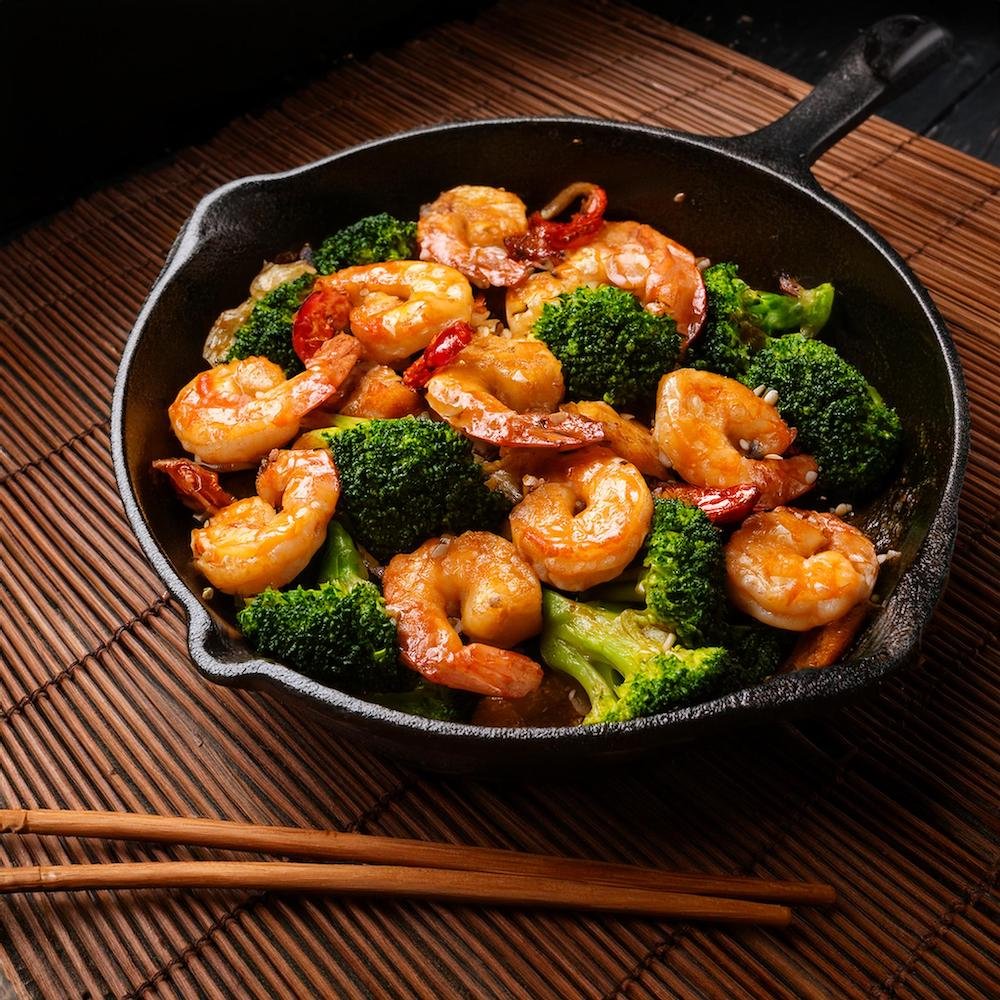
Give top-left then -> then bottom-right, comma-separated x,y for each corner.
112,16 -> 968,774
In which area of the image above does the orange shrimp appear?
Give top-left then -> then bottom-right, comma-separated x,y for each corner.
382,532 -> 544,698
653,368 -> 818,509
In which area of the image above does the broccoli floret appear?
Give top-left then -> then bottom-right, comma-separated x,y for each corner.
540,590 -> 732,724
743,334 -> 901,495
370,680 -> 476,722
722,621 -> 787,692
595,498 -> 725,648
688,263 -> 834,379
224,273 -> 315,376
531,285 -> 679,409
305,416 -> 511,561
236,521 -> 404,693
313,213 -> 417,275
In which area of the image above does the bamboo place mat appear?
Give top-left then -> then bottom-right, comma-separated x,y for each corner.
1,1 -> 997,997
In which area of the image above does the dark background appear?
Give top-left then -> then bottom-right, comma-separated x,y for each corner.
2,1 -> 997,239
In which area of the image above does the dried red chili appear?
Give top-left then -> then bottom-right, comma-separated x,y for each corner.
402,321 -> 475,388
152,458 -> 237,516
292,285 -> 352,364
652,482 -> 760,524
505,185 -> 608,264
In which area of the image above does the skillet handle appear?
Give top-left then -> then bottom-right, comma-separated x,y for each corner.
724,16 -> 952,179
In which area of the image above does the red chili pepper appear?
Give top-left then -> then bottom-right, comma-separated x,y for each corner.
652,482 -> 760,525
506,185 -> 608,264
152,459 -> 237,516
402,321 -> 475,389
292,285 -> 352,364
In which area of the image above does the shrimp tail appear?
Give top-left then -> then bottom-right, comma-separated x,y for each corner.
423,644 -> 544,699
481,412 -> 606,449
293,333 -> 363,412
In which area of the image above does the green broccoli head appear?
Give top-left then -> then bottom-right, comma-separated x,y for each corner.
643,498 -> 726,647
722,621 -> 787,692
236,522 -> 404,693
313,213 -> 418,275
743,334 -> 901,495
224,273 -> 315,376
688,262 -> 834,379
540,591 -> 732,724
531,285 -> 679,409
317,416 -> 512,561
595,498 -> 725,648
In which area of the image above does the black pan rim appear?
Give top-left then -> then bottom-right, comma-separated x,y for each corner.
110,114 -> 970,748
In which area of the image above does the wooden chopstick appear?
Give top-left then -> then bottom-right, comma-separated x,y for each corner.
0,808 -> 834,906
0,861 -> 792,925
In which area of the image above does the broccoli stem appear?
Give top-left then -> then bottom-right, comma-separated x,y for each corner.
589,566 -> 644,604
745,284 -> 834,337
316,521 -> 369,587
322,415 -> 370,434
541,591 -> 670,702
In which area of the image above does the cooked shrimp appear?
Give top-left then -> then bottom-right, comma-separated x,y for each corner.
418,185 -> 534,288
338,363 -> 423,418
318,261 -> 473,364
653,368 -> 818,509
169,334 -> 362,467
726,508 -> 877,631
505,220 -> 706,340
425,334 -> 604,448
561,401 -> 668,478
509,446 -> 653,591
203,259 -> 316,365
382,531 -> 543,698
191,449 -> 339,596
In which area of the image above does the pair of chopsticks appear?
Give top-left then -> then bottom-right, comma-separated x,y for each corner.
0,808 -> 834,925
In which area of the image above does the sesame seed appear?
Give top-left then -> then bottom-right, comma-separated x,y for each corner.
763,453 -> 784,461
877,553 -> 887,565
647,628 -> 671,645
658,452 -> 673,469
635,581 -> 646,597
431,539 -> 451,558
548,411 -> 570,424
695,256 -> 711,271
662,632 -> 677,651
763,388 -> 780,406
886,548 -> 901,559
805,470 -> 818,484
833,502 -> 853,517
673,192 -> 686,203
689,395 -> 704,415
202,587 -> 214,600
753,384 -> 766,397
739,438 -> 751,451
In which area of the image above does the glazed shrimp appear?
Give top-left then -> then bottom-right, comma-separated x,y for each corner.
509,446 -> 654,591
425,334 -> 605,448
560,400 -> 668,478
169,334 -> 362,467
191,449 -> 339,596
506,220 -> 706,341
382,532 -> 544,698
418,185 -> 534,288
318,261 -> 473,364
653,368 -> 818,509
725,508 -> 878,631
